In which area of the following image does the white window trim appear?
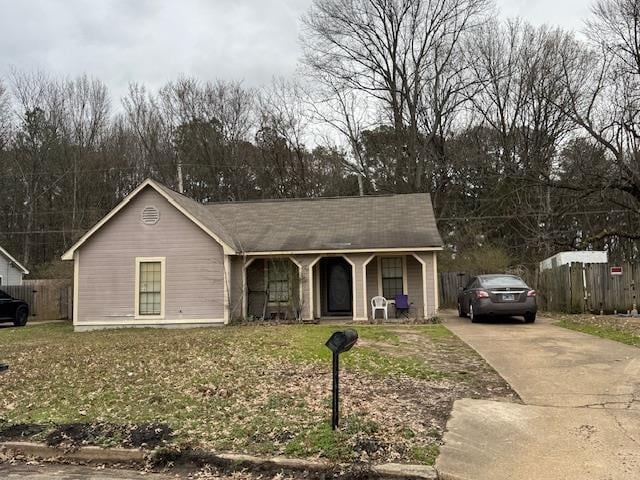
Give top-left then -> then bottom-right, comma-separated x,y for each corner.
377,255 -> 408,302
135,257 -> 166,320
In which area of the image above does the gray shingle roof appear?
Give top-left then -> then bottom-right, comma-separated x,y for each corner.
63,179 -> 441,261
204,192 -> 442,253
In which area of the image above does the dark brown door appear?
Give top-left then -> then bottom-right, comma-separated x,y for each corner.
326,259 -> 352,313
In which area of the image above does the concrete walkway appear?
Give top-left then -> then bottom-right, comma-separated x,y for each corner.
436,313 -> 640,480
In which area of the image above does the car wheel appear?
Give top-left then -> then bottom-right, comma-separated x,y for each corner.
14,307 -> 28,327
470,304 -> 481,323
524,312 -> 536,323
457,302 -> 466,318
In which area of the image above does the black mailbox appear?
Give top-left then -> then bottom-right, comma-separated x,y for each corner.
325,329 -> 358,354
325,329 -> 358,430
0,363 -> 8,373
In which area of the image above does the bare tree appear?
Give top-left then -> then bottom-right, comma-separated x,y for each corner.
305,74 -> 375,194
122,82 -> 176,186
8,70 -> 62,264
302,0 -> 491,190
61,75 -> 110,232
158,77 -> 255,200
556,0 -> 640,243
256,78 -> 313,196
0,80 -> 11,150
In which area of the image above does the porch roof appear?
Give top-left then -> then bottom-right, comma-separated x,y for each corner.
206,192 -> 443,254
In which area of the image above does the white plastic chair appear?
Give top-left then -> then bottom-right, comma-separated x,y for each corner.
371,296 -> 388,320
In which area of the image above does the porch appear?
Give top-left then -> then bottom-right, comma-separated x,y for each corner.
233,251 -> 439,322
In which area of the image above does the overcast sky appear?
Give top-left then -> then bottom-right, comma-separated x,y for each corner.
0,0 -> 593,103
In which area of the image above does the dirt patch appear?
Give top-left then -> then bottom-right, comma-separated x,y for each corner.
45,423 -> 172,448
0,423 -> 45,440
0,422 -> 172,448
377,328 -> 519,402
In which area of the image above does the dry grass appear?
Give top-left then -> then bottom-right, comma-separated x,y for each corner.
0,322 -> 516,465
554,313 -> 640,347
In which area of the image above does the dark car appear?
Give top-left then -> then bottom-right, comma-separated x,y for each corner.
0,289 -> 29,327
457,274 -> 537,323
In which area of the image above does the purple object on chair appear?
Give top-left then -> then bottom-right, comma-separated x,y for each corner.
394,294 -> 410,318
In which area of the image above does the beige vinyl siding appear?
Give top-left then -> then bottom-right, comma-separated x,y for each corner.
77,187 -> 225,325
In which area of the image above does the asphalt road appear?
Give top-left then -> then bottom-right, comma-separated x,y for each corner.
0,463 -> 179,479
0,462 -> 294,479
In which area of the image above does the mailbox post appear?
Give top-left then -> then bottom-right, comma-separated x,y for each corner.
325,330 -> 358,430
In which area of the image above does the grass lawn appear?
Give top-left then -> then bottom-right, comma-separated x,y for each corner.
556,314 -> 640,347
0,322 -> 516,465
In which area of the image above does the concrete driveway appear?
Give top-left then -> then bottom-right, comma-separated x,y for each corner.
436,313 -> 640,480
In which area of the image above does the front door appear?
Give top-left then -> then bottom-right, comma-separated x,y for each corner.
326,259 -> 352,314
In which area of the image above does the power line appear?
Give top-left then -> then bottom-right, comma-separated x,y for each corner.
0,230 -> 83,234
437,209 -> 633,221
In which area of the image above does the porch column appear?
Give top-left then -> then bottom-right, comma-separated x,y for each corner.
362,254 -> 376,320
292,255 -> 318,321
241,257 -> 258,319
412,252 -> 438,318
344,253 -> 370,321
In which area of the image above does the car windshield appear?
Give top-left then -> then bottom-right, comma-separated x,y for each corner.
480,276 -> 527,288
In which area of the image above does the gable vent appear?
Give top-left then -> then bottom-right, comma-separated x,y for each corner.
141,206 -> 160,225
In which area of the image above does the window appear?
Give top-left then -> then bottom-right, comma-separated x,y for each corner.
381,257 -> 404,299
267,260 -> 291,303
480,275 -> 527,288
135,258 -> 165,318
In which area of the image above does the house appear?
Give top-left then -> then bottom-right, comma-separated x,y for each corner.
539,251 -> 608,271
0,246 -> 29,286
61,179 -> 443,331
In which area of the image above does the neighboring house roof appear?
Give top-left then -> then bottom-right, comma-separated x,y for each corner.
61,178 -> 443,260
207,193 -> 443,253
0,246 -> 29,274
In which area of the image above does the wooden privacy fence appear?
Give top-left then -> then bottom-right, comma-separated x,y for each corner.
537,262 -> 640,314
439,263 -> 640,314
439,271 -> 470,308
3,279 -> 72,320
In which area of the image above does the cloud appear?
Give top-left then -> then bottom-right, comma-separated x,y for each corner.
0,0 -> 590,105
0,0 -> 312,102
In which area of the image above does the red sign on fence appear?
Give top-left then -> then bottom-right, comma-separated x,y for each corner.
610,266 -> 623,276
